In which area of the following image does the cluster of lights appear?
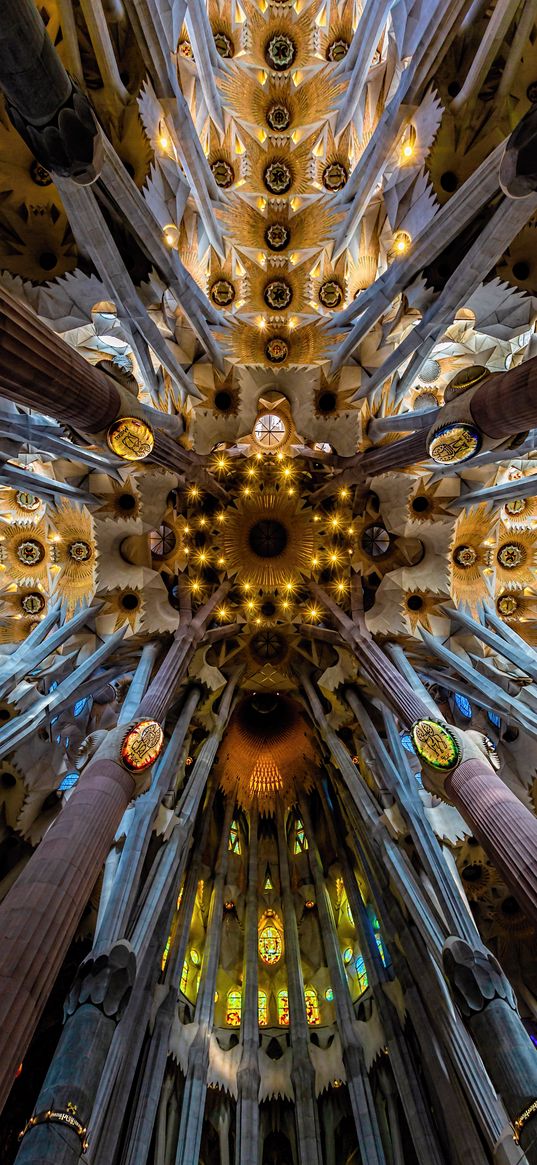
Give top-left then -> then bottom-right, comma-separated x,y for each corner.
176,451 -> 359,629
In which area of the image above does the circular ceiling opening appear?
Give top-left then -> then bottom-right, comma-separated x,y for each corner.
254,413 -> 287,449
249,519 -> 288,558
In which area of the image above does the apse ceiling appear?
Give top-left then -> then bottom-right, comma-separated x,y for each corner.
0,0 -> 537,793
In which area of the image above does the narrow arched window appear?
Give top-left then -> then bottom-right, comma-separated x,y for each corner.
304,986 -> 320,1025
277,989 -> 289,1025
258,990 -> 268,1026
226,988 -> 242,1026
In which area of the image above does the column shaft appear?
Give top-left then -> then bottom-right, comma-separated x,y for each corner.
235,802 -> 260,1165
175,796 -> 236,1165
275,804 -> 322,1165
299,801 -> 387,1165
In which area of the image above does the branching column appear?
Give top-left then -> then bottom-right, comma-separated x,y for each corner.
312,584 -> 537,931
174,795 -> 236,1165
235,802 -> 260,1165
0,585 -> 228,1110
275,803 -> 322,1165
299,801 -> 387,1165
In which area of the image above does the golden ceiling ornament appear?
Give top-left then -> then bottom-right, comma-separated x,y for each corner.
50,504 -> 96,614
107,416 -> 154,461
222,489 -> 315,589
495,523 -> 536,591
98,587 -> 144,634
238,0 -> 324,73
93,478 -> 142,521
216,693 -> 317,812
1,517 -> 50,585
0,487 -> 45,524
401,589 -> 447,633
449,504 -> 496,610
120,719 -> 164,772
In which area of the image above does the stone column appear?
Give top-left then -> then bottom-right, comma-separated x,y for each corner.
101,780 -> 218,1165
317,791 -> 446,1165
275,803 -> 322,1165
15,942 -> 136,1163
174,795 -> 236,1165
0,0 -> 102,182
0,590 -> 227,1110
443,938 -> 537,1164
298,800 -> 387,1165
235,801 -> 260,1165
312,585 -> 537,932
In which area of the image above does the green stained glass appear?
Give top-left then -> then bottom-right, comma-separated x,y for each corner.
356,955 -> 368,993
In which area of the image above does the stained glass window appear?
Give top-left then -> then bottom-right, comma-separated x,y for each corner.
375,933 -> 386,965
325,986 -> 334,1002
180,959 -> 189,994
293,818 -> 308,854
278,989 -> 289,1026
264,865 -> 273,890
259,916 -> 283,964
58,772 -> 79,791
190,947 -> 200,966
343,946 -> 353,964
346,902 -> 354,925
226,988 -> 242,1026
229,820 -> 241,854
401,732 -> 415,754
74,697 -> 88,716
258,990 -> 268,1026
356,955 -> 368,993
454,692 -> 472,719
487,710 -> 501,729
305,986 -> 320,1025
161,936 -> 171,972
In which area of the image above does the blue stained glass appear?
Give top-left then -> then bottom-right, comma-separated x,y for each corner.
487,710 -> 501,729
49,681 -> 58,692
375,932 -> 387,966
50,715 -> 59,726
355,955 -> 368,993
74,698 -> 88,716
454,693 -> 472,719
401,733 -> 415,754
59,772 -> 79,791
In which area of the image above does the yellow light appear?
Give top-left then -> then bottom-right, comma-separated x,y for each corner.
198,551 -> 208,564
257,316 -> 266,330
255,617 -> 261,625
215,455 -> 228,471
216,512 -> 225,523
282,466 -> 292,478
402,142 -> 414,158
217,606 -> 228,620
217,556 -> 225,566
330,516 -> 340,530
199,516 -> 207,527
191,580 -> 201,593
184,525 -> 190,534
288,488 -> 295,496
290,197 -> 301,211
243,486 -> 251,496
339,487 -> 350,500
257,197 -> 267,211
282,600 -> 290,610
348,527 -> 354,536
329,552 -> 339,564
313,515 -> 320,523
188,486 -> 200,500
159,134 -> 170,151
247,466 -> 256,478
243,581 -> 251,591
394,232 -> 411,254
288,317 -> 297,329
285,580 -> 294,592
163,224 -> 179,248
276,452 -> 284,462
307,605 -> 320,621
311,555 -> 319,568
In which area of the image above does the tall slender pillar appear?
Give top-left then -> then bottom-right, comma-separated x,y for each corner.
314,787 -> 446,1165
444,938 -> 537,1165
299,800 -> 387,1165
98,780 -> 218,1165
275,803 -> 322,1165
0,586 -> 228,1110
311,584 -> 537,932
235,802 -> 260,1165
174,795 -> 236,1165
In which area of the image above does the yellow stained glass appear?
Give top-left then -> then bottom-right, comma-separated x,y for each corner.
305,986 -> 320,1025
258,989 -> 268,1026
278,989 -> 289,1026
259,921 -> 282,964
227,988 -> 242,1026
